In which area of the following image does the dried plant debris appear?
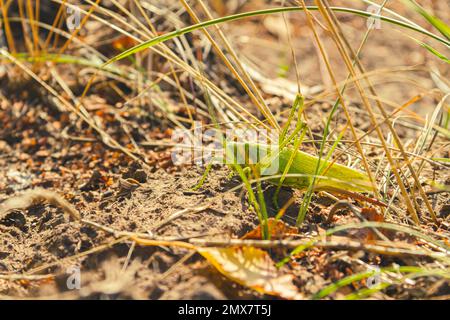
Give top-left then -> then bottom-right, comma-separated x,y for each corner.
0,189 -> 80,220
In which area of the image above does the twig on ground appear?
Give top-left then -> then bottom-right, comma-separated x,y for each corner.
0,274 -> 55,281
151,204 -> 211,232
0,188 -> 80,220
188,238 -> 448,259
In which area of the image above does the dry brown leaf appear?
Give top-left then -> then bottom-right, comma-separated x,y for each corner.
361,207 -> 384,241
242,218 -> 298,240
361,207 -> 384,222
112,35 -> 138,50
198,246 -> 301,299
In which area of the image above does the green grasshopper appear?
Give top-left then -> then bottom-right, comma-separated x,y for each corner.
193,94 -> 376,232
195,94 -> 373,191
223,141 -> 373,193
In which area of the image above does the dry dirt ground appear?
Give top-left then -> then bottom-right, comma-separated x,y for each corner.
0,0 -> 449,299
0,80 -> 448,299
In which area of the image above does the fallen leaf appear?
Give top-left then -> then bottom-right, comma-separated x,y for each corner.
361,207 -> 384,222
361,207 -> 384,241
112,36 -> 138,50
198,246 -> 301,299
242,218 -> 298,240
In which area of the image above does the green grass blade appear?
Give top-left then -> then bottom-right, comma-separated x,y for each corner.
418,42 -> 450,63
405,35 -> 450,63
404,0 -> 450,40
279,94 -> 304,143
225,142 -> 269,239
313,266 -> 432,299
344,283 -> 391,300
431,158 -> 450,163
11,53 -> 124,75
104,6 -> 450,66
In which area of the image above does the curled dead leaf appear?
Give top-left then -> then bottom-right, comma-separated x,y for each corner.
361,207 -> 384,241
361,207 -> 384,222
242,218 -> 298,240
198,246 -> 302,299
112,36 -> 138,51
